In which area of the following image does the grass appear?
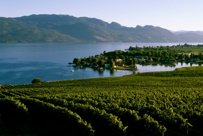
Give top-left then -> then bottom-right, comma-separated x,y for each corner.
1,66 -> 203,136
4,66 -> 203,96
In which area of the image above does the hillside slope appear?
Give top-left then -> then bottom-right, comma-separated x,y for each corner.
1,67 -> 203,136
1,14 -> 203,43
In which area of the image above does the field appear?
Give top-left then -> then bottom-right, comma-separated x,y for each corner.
1,66 -> 203,136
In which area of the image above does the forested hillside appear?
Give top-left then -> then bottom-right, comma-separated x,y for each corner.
1,14 -> 203,43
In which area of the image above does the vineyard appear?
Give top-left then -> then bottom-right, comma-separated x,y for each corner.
1,66 -> 203,136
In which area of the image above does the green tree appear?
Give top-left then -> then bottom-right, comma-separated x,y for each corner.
73,58 -> 81,65
97,59 -> 105,68
110,60 -> 115,69
32,77 -> 42,84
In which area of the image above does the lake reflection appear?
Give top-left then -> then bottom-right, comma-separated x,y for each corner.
0,42 -> 201,84
136,63 -> 199,73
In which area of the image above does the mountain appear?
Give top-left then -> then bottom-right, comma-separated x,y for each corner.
0,16 -> 79,43
0,14 -> 203,43
174,31 -> 203,42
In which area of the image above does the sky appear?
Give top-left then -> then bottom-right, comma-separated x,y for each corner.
1,0 -> 203,31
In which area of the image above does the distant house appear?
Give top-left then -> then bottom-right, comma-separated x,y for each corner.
115,59 -> 123,66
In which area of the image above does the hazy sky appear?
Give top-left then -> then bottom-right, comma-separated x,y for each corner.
1,0 -> 203,31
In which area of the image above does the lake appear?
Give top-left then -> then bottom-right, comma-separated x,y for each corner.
0,42 -> 200,84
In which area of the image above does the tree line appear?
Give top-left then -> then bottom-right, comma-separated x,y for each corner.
73,44 -> 203,71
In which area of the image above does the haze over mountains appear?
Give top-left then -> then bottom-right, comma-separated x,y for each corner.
1,14 -> 203,43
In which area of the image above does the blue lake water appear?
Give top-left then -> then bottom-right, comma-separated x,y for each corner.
0,42 -> 201,84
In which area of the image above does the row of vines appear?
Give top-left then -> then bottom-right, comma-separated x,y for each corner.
1,69 -> 203,136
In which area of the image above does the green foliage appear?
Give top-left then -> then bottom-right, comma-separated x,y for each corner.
73,58 -> 81,65
73,44 -> 203,72
1,66 -> 203,135
39,97 -> 126,136
19,97 -> 94,136
31,77 -> 43,84
0,97 -> 28,133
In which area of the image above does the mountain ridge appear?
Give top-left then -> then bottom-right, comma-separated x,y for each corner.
1,14 -> 203,43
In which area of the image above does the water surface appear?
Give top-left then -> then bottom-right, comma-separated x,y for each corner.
0,42 -> 200,84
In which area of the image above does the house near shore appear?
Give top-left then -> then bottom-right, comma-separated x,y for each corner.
115,59 -> 123,66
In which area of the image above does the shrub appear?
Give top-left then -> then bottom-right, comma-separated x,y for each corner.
31,78 -> 42,84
